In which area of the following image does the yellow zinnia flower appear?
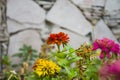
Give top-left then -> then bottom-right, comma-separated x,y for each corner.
33,59 -> 61,77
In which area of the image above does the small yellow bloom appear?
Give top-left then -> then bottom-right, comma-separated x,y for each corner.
33,59 -> 61,77
76,42 -> 93,57
90,49 -> 101,60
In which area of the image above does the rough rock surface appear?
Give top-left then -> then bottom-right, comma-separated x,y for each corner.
46,0 -> 92,36
8,30 -> 42,63
94,20 -> 117,42
105,0 -> 120,12
7,18 -> 45,33
7,0 -> 46,23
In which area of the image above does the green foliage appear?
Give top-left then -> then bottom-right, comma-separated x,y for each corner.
4,71 -> 19,80
2,54 -> 11,66
25,72 -> 63,80
82,59 -> 101,80
12,44 -> 38,65
25,72 -> 40,80
52,45 -> 80,80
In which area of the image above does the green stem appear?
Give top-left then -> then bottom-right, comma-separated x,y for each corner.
56,44 -> 60,52
8,74 -> 13,80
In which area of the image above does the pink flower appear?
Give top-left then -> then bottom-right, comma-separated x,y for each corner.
98,61 -> 111,80
99,60 -> 120,80
109,60 -> 120,76
99,52 -> 104,59
111,44 -> 120,54
93,38 -> 120,59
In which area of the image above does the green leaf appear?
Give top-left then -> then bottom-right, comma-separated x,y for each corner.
64,67 -> 78,79
11,64 -> 19,68
25,72 -> 40,80
2,54 -> 11,65
56,57 -> 68,66
56,53 -> 67,58
82,59 -> 100,80
12,53 -> 23,57
69,46 -> 75,53
69,57 -> 80,63
70,68 -> 78,78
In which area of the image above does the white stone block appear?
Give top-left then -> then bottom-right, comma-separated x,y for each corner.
94,19 -> 117,42
7,18 -> 46,33
7,0 -> 46,24
46,0 -> 92,36
105,0 -> 120,12
8,30 -> 42,63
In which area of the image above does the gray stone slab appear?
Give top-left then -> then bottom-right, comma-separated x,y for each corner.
112,27 -> 120,35
0,9 -> 1,24
71,0 -> 105,9
46,0 -> 92,36
104,0 -> 120,27
7,18 -> 45,33
105,0 -> 120,13
94,19 -> 117,42
7,0 -> 46,24
92,0 -> 105,6
71,0 -> 93,9
8,30 -> 43,64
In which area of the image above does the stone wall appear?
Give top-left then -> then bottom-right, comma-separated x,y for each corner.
6,0 -> 120,62
0,0 -> 9,72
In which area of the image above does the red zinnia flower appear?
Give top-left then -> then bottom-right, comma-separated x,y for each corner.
47,34 -> 57,45
56,32 -> 69,45
47,32 -> 69,45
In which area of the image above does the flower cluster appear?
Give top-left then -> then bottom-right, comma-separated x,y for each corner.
93,38 -> 120,59
76,42 -> 93,58
47,32 -> 69,45
5,31 -> 120,80
76,43 -> 93,77
99,60 -> 120,80
33,59 -> 61,77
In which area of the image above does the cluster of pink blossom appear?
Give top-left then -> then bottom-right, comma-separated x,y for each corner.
93,38 -> 120,59
93,38 -> 120,80
99,60 -> 120,80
